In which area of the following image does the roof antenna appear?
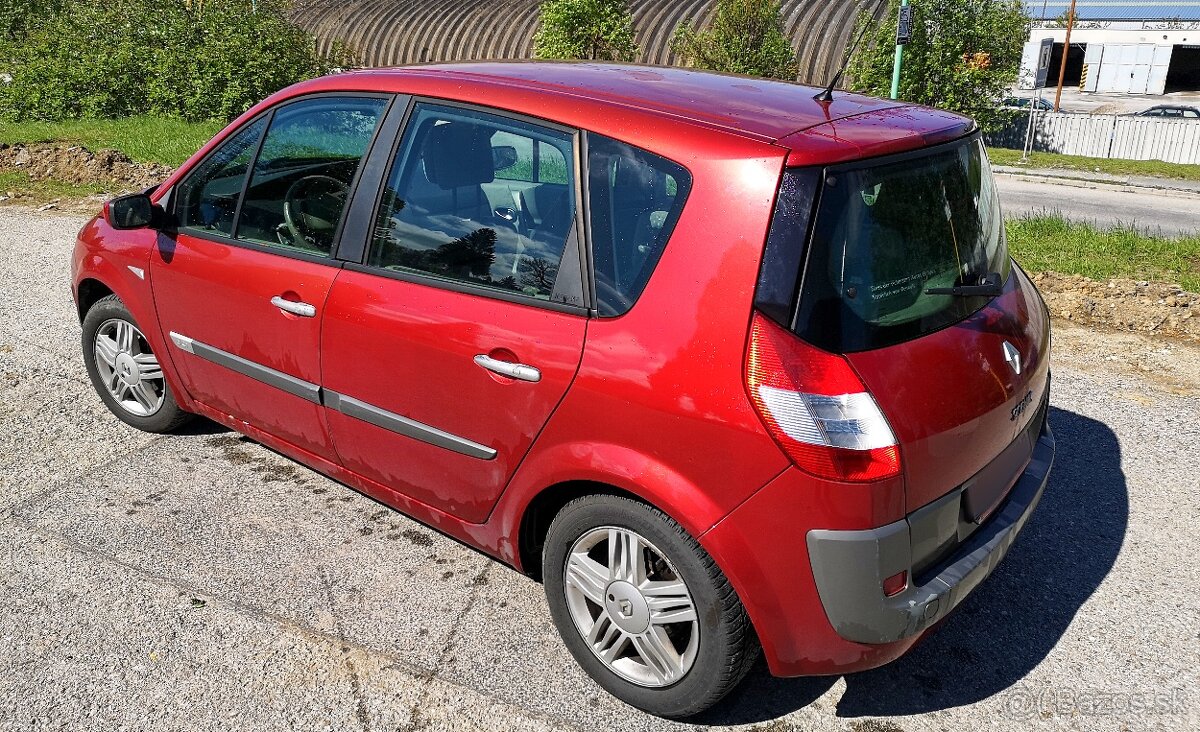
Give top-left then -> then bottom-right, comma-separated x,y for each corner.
814,13 -> 875,102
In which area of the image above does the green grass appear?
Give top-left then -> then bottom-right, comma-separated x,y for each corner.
1006,214 -> 1200,292
0,116 -> 223,167
0,170 -> 105,201
988,148 -> 1200,182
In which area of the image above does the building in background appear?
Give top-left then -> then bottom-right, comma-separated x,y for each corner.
1021,1 -> 1200,94
292,0 -> 887,86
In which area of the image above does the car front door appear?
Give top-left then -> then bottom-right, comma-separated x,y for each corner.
320,101 -> 588,523
152,95 -> 390,462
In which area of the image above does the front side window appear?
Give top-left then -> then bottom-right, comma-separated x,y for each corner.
236,96 -> 388,256
368,103 -> 577,301
176,117 -> 267,236
587,134 -> 691,316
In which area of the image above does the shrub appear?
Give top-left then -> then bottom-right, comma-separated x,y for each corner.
0,0 -> 62,43
671,0 -> 798,80
533,0 -> 639,62
0,0 -> 347,122
847,0 -> 1027,132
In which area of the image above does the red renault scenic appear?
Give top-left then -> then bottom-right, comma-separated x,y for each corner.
72,63 -> 1053,718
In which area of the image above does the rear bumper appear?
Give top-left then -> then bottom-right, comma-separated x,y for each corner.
701,416 -> 1054,677
807,422 -> 1055,644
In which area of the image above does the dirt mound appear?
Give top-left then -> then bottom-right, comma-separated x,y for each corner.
1033,271 -> 1199,343
0,142 -> 172,192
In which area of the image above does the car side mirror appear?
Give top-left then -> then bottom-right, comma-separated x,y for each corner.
104,193 -> 162,230
491,145 -> 519,172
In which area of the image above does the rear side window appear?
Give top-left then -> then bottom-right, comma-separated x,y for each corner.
587,134 -> 691,316
792,137 -> 1009,352
368,103 -> 577,302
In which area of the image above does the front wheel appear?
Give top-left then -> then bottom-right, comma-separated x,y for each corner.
543,495 -> 759,718
82,294 -> 192,433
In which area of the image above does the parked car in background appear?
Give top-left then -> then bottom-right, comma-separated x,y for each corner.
71,63 -> 1055,718
1135,105 -> 1200,119
1002,95 -> 1054,111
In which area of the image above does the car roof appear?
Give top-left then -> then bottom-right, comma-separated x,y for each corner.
315,62 -> 923,144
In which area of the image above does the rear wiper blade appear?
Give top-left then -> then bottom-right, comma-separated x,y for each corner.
925,272 -> 1004,297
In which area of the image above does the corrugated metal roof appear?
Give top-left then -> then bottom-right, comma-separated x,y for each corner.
1025,1 -> 1200,22
292,1 -> 888,85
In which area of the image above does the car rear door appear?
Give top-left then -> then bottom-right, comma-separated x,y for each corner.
320,100 -> 588,523
776,136 -> 1050,514
151,95 -> 391,462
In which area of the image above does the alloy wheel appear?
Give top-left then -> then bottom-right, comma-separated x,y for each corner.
93,318 -> 165,417
563,526 -> 700,687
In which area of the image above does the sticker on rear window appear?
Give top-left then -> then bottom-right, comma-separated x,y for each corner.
861,183 -> 881,206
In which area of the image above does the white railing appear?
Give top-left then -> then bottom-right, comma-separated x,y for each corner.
986,112 -> 1200,164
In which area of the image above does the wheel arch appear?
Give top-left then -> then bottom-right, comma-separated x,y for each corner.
76,277 -> 115,322
517,480 -> 645,581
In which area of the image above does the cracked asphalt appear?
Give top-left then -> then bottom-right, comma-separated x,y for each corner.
2,208 -> 1199,731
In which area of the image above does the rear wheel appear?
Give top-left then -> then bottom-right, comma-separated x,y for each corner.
543,495 -> 759,718
82,295 -> 191,433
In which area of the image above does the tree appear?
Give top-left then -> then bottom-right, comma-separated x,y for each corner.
671,0 -> 798,80
533,0 -> 638,62
847,0 -> 1028,132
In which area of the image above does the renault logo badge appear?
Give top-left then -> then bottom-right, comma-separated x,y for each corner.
1002,341 -> 1022,375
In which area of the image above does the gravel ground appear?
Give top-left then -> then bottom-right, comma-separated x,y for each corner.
1,208 -> 1198,732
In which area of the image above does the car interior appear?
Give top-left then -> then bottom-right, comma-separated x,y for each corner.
370,110 -> 576,300
178,98 -> 387,256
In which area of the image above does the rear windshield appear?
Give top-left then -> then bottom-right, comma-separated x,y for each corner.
787,137 -> 1009,353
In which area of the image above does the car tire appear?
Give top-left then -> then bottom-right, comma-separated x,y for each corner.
543,494 -> 759,718
82,294 -> 192,434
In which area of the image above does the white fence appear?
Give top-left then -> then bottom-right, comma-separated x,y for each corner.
986,112 -> 1200,164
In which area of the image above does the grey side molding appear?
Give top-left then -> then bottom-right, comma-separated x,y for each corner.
324,390 -> 497,461
168,331 -> 321,404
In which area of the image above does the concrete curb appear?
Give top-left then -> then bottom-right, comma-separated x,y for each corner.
992,165 -> 1200,197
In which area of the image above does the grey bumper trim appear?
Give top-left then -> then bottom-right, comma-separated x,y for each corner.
807,423 -> 1055,645
169,331 -> 321,404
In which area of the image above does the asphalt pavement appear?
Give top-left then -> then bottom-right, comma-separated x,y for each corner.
994,173 -> 1200,237
1,209 -> 1199,731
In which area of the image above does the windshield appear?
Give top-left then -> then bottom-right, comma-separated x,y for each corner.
791,137 -> 1009,353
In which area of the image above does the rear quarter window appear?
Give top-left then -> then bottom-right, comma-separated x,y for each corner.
586,134 -> 691,316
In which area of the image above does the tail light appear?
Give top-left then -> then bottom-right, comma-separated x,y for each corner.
746,312 -> 901,482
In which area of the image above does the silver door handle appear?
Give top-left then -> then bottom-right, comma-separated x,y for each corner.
271,296 -> 316,318
474,354 -> 541,383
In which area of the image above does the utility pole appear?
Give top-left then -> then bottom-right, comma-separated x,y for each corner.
1053,0 -> 1076,112
890,0 -> 912,100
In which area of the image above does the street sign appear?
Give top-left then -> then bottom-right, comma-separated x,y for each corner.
896,5 -> 914,45
1035,37 -> 1053,88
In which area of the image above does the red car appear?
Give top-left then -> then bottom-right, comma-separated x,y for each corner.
72,63 -> 1053,718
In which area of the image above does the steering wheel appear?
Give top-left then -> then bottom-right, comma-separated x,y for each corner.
283,175 -> 349,251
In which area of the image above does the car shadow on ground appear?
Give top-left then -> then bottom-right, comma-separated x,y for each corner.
174,416 -> 233,436
698,406 -> 1129,725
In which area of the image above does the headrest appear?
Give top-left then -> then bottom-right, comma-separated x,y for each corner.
612,156 -> 663,203
423,122 -> 495,189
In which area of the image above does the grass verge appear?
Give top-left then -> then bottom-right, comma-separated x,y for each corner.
0,171 -> 105,202
0,116 -> 223,167
988,148 -> 1200,183
1007,214 -> 1200,292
